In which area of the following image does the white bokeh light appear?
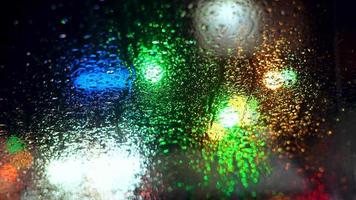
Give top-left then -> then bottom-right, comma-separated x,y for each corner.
46,156 -> 86,190
219,106 -> 240,128
193,0 -> 262,56
42,126 -> 146,200
86,149 -> 142,195
46,146 -> 143,199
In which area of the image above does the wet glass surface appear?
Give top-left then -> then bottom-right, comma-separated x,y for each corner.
0,0 -> 355,199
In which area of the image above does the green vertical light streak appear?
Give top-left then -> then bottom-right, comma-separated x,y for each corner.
197,94 -> 270,197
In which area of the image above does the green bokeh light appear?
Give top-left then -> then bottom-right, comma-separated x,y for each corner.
6,136 -> 25,154
281,69 -> 297,87
144,64 -> 164,83
130,43 -> 169,89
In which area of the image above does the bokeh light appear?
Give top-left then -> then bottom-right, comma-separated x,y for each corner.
144,65 -> 164,83
32,125 -> 148,200
6,136 -> 25,154
193,0 -> 262,56
263,71 -> 284,90
218,96 -> 260,128
219,106 -> 239,128
46,148 -> 143,199
131,44 -> 168,88
281,69 -> 298,87
0,164 -> 18,192
73,67 -> 131,92
263,69 -> 298,90
70,47 -> 133,94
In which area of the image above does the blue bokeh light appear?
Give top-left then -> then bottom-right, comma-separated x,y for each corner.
73,67 -> 131,92
70,48 -> 134,94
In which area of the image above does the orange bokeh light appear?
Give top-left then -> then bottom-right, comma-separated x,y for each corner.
0,164 -> 18,193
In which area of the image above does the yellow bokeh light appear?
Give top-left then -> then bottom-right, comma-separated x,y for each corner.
263,71 -> 284,90
207,122 -> 227,141
228,96 -> 260,127
209,96 -> 260,141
